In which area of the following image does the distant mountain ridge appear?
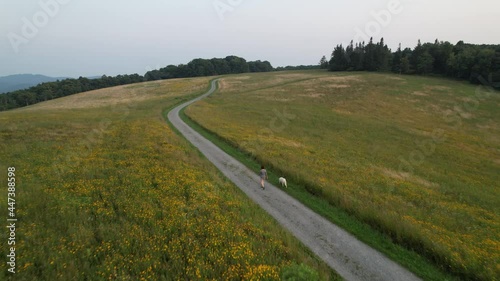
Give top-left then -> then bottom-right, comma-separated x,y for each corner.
0,74 -> 70,94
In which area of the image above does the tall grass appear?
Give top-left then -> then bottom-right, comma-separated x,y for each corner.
0,77 -> 337,280
186,70 -> 500,280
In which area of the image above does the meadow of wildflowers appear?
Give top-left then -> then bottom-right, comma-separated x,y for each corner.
0,78 -> 335,280
186,71 -> 500,280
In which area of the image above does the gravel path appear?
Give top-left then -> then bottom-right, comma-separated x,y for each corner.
167,79 -> 422,281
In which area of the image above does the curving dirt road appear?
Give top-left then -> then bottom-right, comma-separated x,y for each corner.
167,79 -> 422,281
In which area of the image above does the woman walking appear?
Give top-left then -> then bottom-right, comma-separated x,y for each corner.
259,165 -> 268,190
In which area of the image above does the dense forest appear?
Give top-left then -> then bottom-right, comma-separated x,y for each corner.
144,56 -> 272,80
0,56 -> 272,111
326,38 -> 500,89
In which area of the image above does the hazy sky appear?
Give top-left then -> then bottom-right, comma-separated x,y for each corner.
1,0 -> 499,77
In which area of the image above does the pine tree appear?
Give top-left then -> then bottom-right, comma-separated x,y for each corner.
410,39 -> 424,71
364,38 -> 376,71
375,38 -> 391,71
319,56 -> 329,69
392,43 -> 403,74
350,42 -> 364,71
329,44 -> 349,71
346,40 -> 355,70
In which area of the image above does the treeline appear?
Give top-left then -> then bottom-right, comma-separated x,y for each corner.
326,38 -> 500,88
275,65 -> 320,71
144,56 -> 273,81
0,74 -> 144,111
0,56 -> 273,111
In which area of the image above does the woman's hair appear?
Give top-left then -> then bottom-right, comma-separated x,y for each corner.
261,165 -> 265,169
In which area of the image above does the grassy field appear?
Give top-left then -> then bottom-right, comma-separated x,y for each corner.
0,78 -> 338,280
185,70 -> 500,280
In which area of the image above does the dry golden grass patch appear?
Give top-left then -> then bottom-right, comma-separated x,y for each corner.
332,108 -> 354,115
248,134 -> 305,149
326,84 -> 351,89
386,76 -> 407,81
300,93 -> 325,98
264,97 -> 297,102
447,107 -> 473,119
296,75 -> 362,87
22,79 -> 208,111
292,76 -> 364,97
219,73 -> 318,93
405,128 -> 436,137
317,75 -> 364,84
412,91 -> 429,96
376,166 -> 440,188
425,85 -> 452,91
218,76 -> 251,91
274,73 -> 315,79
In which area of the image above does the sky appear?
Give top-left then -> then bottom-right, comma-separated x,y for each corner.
1,0 -> 499,78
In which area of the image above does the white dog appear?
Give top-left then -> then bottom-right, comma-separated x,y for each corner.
279,177 -> 287,188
